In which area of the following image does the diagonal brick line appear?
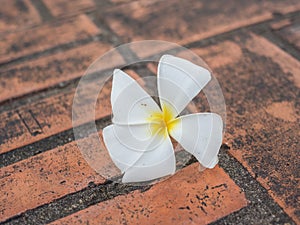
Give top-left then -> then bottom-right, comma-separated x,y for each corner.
0,11 -> 298,157
30,0 -> 54,22
0,66 -> 155,170
0,116 -> 111,168
1,6 -> 299,225
0,36 -> 100,68
184,10 -> 300,49
0,13 -> 103,68
0,148 -> 294,225
1,9 -> 299,113
260,29 -> 300,61
1,179 -> 143,225
210,151 -> 296,225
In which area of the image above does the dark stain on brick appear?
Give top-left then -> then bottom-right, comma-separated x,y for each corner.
101,0 -> 300,43
0,113 -> 24,145
213,35 -> 300,218
14,0 -> 29,12
1,56 -> 91,84
277,20 -> 300,51
211,183 -> 228,189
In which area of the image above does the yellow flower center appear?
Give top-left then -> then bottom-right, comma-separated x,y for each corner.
147,104 -> 179,138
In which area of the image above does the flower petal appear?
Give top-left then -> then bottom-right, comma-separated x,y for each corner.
158,55 -> 211,117
103,124 -> 174,180
169,113 -> 223,168
103,125 -> 143,173
122,135 -> 176,183
111,69 -> 161,125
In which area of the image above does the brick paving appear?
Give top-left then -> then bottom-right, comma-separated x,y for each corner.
0,0 -> 299,225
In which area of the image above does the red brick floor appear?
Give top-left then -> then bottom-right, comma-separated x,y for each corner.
0,1 -> 299,224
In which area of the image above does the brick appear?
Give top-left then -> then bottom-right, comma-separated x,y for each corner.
0,14 -> 100,64
186,33 -> 299,223
245,33 -> 300,88
50,164 -> 247,225
270,19 -> 291,30
0,0 -> 41,34
101,0 -> 300,44
143,41 -> 242,76
43,0 -> 95,17
0,42 -> 112,103
276,19 -> 300,51
186,41 -> 244,70
0,84 -> 105,154
0,56 -> 132,155
0,132 -> 107,222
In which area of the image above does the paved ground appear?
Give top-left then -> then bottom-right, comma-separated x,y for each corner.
0,0 -> 299,224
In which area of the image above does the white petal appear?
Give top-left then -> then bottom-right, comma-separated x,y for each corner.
122,135 -> 176,183
103,124 -> 174,179
110,124 -> 167,152
169,113 -> 223,168
158,55 -> 211,116
111,69 -> 161,125
103,125 -> 143,173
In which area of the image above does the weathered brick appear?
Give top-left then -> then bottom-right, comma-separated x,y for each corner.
187,33 -> 299,223
0,132 -> 106,222
0,87 -> 100,154
0,14 -> 100,64
276,19 -> 300,51
50,164 -> 247,225
0,62 -> 137,155
0,42 -> 112,102
270,19 -> 291,30
101,0 -> 300,44
143,41 -> 242,76
43,0 -> 95,17
0,0 -> 41,34
141,33 -> 300,223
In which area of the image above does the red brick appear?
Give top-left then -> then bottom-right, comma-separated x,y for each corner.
144,34 -> 300,223
0,0 -> 41,34
270,19 -> 291,30
245,33 -> 300,88
144,41 -> 242,75
186,33 -> 299,223
230,33 -> 300,224
50,164 -> 247,225
0,132 -> 107,222
101,0 -> 300,44
0,42 -> 112,103
276,19 -> 300,51
43,0 -> 95,17
0,58 -> 136,155
0,88 -> 98,154
0,14 -> 100,64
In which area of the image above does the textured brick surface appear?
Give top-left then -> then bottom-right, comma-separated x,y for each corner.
101,0 -> 300,43
0,42 -> 112,102
0,0 -> 41,33
50,164 -> 247,225
43,0 -> 95,17
270,19 -> 292,30
189,33 -> 300,223
0,82 -> 109,154
0,0 -> 299,224
277,19 -> 300,51
0,65 -> 138,155
0,14 -> 100,64
0,133 -> 106,222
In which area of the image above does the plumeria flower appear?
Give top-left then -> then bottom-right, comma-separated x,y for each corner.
103,55 -> 223,183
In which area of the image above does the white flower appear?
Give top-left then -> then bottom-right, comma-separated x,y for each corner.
103,55 -> 223,183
